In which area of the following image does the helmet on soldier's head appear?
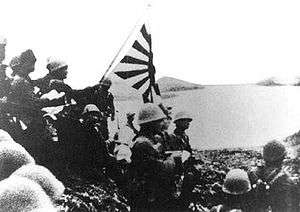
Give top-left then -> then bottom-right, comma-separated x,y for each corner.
137,103 -> 167,125
10,49 -> 36,75
99,78 -> 112,88
222,169 -> 251,195
9,56 -> 22,71
46,57 -> 68,75
173,111 -> 193,123
20,49 -> 36,65
263,140 -> 286,162
82,104 -> 100,115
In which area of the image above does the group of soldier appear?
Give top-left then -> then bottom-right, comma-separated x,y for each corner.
0,38 -> 299,212
120,102 -> 299,212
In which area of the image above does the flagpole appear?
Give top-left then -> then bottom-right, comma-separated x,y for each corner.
101,5 -> 151,81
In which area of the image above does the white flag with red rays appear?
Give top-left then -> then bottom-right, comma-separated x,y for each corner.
110,22 -> 161,103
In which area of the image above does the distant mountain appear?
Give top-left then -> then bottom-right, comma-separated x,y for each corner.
157,77 -> 204,93
109,75 -> 203,101
292,77 -> 300,86
256,77 -> 284,86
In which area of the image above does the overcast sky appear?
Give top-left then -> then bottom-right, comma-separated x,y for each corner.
1,0 -> 300,88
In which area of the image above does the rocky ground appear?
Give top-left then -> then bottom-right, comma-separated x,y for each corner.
51,129 -> 300,212
53,146 -> 300,212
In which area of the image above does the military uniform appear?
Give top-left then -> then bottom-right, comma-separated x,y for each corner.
248,140 -> 295,212
65,79 -> 115,140
248,164 -> 294,212
169,128 -> 193,153
127,103 -> 181,211
128,134 -> 180,211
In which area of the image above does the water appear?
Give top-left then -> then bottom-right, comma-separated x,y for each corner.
114,85 -> 300,150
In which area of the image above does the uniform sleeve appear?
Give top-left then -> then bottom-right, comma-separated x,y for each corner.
185,136 -> 193,153
270,172 -> 295,212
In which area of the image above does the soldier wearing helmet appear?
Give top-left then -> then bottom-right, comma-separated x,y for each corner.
32,57 -> 70,97
94,77 -> 115,120
63,104 -> 114,178
128,103 -> 182,211
248,140 -> 294,212
58,77 -> 115,140
210,169 -> 253,212
5,50 -> 66,154
168,111 -> 193,153
80,77 -> 115,140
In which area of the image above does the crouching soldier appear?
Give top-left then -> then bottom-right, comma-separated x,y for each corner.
127,103 -> 182,211
210,169 -> 253,212
248,140 -> 294,212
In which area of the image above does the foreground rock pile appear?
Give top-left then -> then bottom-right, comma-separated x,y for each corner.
55,174 -> 129,212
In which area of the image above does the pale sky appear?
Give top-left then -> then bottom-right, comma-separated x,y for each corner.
1,0 -> 300,88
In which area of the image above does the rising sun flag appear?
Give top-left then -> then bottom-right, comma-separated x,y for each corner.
110,22 -> 161,103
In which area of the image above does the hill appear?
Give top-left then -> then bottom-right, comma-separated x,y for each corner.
109,75 -> 203,101
256,77 -> 285,86
157,76 -> 204,92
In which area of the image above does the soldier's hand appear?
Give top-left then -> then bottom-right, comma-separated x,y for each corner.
50,80 -> 72,93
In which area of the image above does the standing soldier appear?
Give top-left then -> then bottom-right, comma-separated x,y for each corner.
248,140 -> 294,212
169,111 -> 193,153
166,111 -> 196,209
5,50 -> 65,161
128,103 -> 182,211
33,57 -> 69,97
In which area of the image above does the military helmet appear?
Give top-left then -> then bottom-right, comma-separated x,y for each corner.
137,103 -> 167,125
82,104 -> 100,115
9,49 -> 36,73
222,169 -> 251,195
20,49 -> 36,65
263,140 -> 286,162
9,56 -> 22,71
46,57 -> 68,74
173,111 -> 193,123
99,77 -> 112,87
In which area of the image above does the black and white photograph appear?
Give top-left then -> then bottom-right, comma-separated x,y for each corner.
0,0 -> 300,211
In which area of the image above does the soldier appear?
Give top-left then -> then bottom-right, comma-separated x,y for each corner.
5,50 -> 65,160
79,104 -> 107,171
168,111 -> 193,153
63,77 -> 115,140
210,169 -> 253,212
128,103 -> 182,211
91,78 -> 115,140
166,111 -> 197,209
248,140 -> 294,212
33,57 -> 69,97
